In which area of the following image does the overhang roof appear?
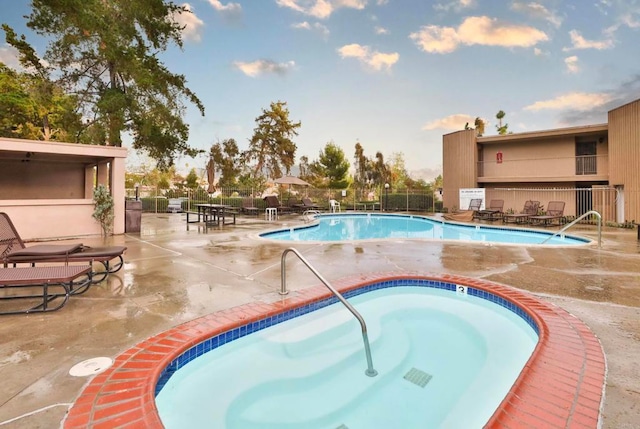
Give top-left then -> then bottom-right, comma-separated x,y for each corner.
477,123 -> 608,145
0,137 -> 127,163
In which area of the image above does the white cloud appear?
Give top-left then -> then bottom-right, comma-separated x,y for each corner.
174,3 -> 204,42
563,29 -> 614,51
410,16 -> 548,54
292,21 -> 330,37
207,0 -> 242,21
208,0 -> 241,12
564,55 -> 579,73
276,0 -> 367,19
533,47 -> 548,56
375,26 -> 389,35
377,0 -> 389,5
337,43 -> 399,71
233,59 -> 296,77
433,0 -> 477,13
524,92 -> 612,111
0,44 -> 21,70
422,114 -> 476,131
510,2 -> 562,28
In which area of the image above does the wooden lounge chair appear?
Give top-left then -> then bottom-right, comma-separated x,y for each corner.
529,201 -> 566,226
241,197 -> 259,216
0,265 -> 92,315
474,199 -> 504,221
502,200 -> 540,224
443,198 -> 482,222
0,212 -> 126,283
263,195 -> 292,213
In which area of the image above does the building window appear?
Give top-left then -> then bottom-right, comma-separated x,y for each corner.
576,141 -> 597,175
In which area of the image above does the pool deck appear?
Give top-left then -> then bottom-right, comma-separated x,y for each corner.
1,212 -> 639,428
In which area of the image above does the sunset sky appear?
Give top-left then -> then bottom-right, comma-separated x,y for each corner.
2,0 -> 639,180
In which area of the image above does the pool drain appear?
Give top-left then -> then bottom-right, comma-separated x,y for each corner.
69,357 -> 113,377
335,425 -> 349,429
404,367 -> 432,388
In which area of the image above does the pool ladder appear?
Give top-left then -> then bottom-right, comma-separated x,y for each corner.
540,210 -> 602,248
279,248 -> 378,377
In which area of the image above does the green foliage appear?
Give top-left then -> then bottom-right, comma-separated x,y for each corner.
496,110 -> 508,135
9,0 -> 205,166
210,138 -> 242,187
311,141 -> 350,189
92,184 -> 114,236
185,168 -> 200,190
474,117 -> 485,136
244,101 -> 301,178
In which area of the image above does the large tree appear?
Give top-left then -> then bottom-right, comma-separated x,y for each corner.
310,141 -> 350,189
210,138 -> 241,188
244,101 -> 301,178
496,110 -> 508,135
5,0 -> 205,167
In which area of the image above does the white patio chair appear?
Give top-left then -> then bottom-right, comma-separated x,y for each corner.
329,199 -> 341,213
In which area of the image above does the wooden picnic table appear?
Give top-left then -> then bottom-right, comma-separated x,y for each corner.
187,204 -> 236,226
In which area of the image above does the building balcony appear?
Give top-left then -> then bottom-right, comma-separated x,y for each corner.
477,155 -> 609,183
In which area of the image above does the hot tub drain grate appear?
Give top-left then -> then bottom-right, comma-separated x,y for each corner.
404,367 -> 432,388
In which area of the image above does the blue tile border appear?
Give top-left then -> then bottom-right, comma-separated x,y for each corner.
258,213 -> 590,244
154,278 -> 540,396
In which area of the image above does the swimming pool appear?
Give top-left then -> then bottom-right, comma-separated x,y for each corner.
260,213 -> 590,245
155,284 -> 538,428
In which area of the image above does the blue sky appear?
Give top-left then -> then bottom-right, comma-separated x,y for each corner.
2,0 -> 639,180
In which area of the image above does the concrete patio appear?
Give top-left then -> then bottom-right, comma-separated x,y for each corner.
0,212 -> 639,428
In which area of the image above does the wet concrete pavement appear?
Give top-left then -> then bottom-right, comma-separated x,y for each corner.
1,212 -> 639,428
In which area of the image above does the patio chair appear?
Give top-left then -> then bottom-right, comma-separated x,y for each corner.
263,195 -> 292,213
502,200 -> 540,224
0,212 -> 126,283
0,265 -> 92,315
241,197 -> 259,216
443,198 -> 482,222
529,201 -> 566,226
329,199 -> 341,213
474,199 -> 504,221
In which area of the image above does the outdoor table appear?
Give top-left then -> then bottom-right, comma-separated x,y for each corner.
190,204 -> 236,225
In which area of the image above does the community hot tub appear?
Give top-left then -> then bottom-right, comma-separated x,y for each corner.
63,273 -> 606,428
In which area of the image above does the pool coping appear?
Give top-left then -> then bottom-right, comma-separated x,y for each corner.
257,213 -> 594,246
63,272 -> 606,428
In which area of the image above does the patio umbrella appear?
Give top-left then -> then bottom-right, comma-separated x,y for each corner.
206,158 -> 215,194
274,175 -> 310,198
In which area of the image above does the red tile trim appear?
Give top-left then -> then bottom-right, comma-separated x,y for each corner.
63,273 -> 606,428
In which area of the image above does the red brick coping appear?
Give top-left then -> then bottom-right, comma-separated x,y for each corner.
63,273 -> 606,428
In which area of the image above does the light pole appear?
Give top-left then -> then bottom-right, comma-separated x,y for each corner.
134,183 -> 140,201
384,183 -> 389,211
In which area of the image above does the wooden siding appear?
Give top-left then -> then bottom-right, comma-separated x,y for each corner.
608,99 -> 640,221
442,130 -> 477,210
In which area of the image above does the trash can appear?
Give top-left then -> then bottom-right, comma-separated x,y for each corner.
125,200 -> 142,233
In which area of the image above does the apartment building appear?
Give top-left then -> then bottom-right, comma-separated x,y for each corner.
442,98 -> 640,223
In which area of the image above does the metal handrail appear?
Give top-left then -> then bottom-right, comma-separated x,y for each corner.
541,210 -> 601,247
280,248 -> 378,377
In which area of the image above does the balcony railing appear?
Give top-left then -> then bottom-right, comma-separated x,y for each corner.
478,155 -> 608,180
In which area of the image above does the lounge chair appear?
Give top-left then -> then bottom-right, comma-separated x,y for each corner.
0,212 -> 126,283
292,197 -> 320,212
263,195 -> 292,213
167,198 -> 183,213
474,199 -> 504,221
241,197 -> 259,216
502,200 -> 540,224
0,265 -> 92,315
529,201 -> 566,226
443,198 -> 482,222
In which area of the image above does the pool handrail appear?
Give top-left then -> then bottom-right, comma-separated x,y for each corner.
541,210 -> 601,247
280,247 -> 378,377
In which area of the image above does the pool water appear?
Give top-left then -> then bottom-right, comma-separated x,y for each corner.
155,286 -> 538,428
260,213 -> 589,245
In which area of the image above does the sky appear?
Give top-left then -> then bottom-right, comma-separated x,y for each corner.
1,0 -> 640,181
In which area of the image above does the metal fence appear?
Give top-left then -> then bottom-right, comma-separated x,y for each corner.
126,186 -> 443,214
487,187 -> 620,224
